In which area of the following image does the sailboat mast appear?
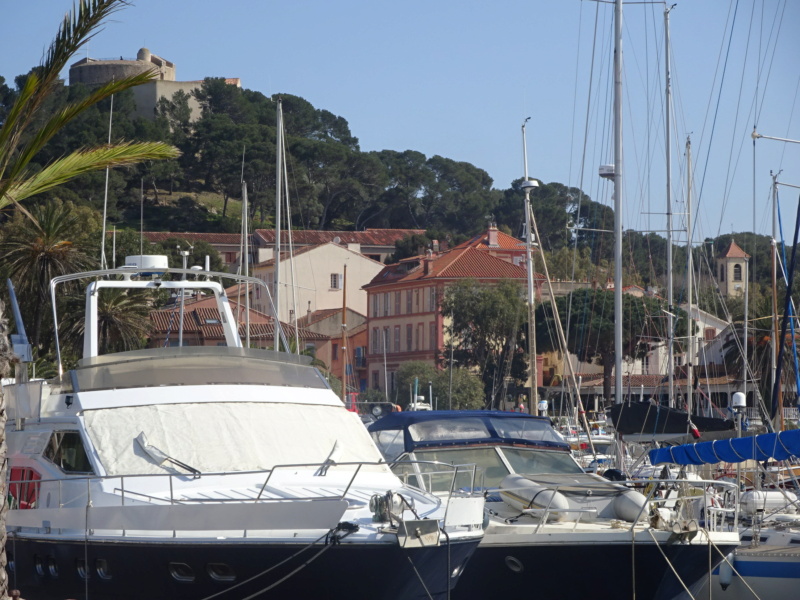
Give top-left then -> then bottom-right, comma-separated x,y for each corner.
771,172 -> 781,429
341,264 -> 348,404
686,136 -> 694,417
242,182 -> 251,348
613,0 -> 624,404
274,99 -> 283,348
664,6 -> 675,408
100,94 -> 114,270
522,119 -> 539,416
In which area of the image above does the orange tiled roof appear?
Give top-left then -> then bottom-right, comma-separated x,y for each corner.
254,243 -> 319,268
365,246 -> 528,288
297,308 -> 343,327
721,240 -> 750,259
454,228 -> 527,252
150,297 -> 326,341
252,228 -> 424,247
142,232 -> 247,245
254,242 -> 383,268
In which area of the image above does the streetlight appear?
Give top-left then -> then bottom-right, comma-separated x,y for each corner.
521,178 -> 540,416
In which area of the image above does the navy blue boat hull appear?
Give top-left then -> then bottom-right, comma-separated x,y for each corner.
7,536 -> 479,600
454,540 -> 738,600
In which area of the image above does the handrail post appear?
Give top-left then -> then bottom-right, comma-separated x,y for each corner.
342,463 -> 364,499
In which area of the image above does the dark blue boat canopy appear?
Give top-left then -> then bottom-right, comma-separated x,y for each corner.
368,410 -> 570,459
649,429 -> 800,466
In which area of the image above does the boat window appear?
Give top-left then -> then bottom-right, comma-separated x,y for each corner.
500,447 -> 584,476
489,417 -> 566,445
415,447 -> 509,489
408,418 -> 491,443
370,429 -> 406,462
43,431 -> 94,474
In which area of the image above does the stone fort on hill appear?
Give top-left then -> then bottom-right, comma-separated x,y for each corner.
69,47 -> 239,121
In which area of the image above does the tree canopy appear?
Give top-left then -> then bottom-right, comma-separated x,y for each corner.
441,278 -> 528,407
535,288 -> 688,403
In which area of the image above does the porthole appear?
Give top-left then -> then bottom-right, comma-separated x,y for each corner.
96,559 -> 112,580
207,563 -> 236,582
47,557 -> 58,578
505,555 -> 524,573
76,559 -> 88,580
169,562 -> 195,583
7,553 -> 14,574
34,556 -> 45,577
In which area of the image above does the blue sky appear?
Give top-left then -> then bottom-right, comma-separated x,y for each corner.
2,1 -> 799,244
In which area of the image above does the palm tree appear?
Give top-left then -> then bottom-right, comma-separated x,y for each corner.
0,1 -> 179,212
0,2 -> 179,596
61,288 -> 153,356
1,201 -> 96,349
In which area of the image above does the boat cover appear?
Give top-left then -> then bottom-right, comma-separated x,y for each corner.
367,410 -> 569,459
608,402 -> 735,436
648,429 -> 800,466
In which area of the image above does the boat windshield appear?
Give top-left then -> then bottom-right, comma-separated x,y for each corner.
396,445 -> 583,492
405,416 -> 565,446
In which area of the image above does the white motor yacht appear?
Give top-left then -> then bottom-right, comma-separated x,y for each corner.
3,258 -> 484,599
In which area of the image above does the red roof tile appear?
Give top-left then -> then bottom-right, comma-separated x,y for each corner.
454,228 -> 527,252
149,297 -> 326,341
252,228 -> 424,247
254,242 -> 384,268
142,232 -> 246,245
365,246 -> 528,288
721,240 -> 750,259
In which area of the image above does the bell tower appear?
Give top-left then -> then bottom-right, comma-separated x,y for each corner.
717,240 -> 749,298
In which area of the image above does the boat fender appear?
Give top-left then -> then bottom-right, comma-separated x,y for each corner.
718,553 -> 735,590
499,475 -> 570,520
602,468 -> 626,481
612,489 -> 648,522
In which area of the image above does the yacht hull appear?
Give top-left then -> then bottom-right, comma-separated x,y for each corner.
694,545 -> 800,600
454,539 -> 739,600
8,536 -> 479,600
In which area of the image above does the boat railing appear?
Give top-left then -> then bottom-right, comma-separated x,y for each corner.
387,460 -> 481,497
7,460 -> 469,538
6,463 -> 368,519
496,477 -> 738,534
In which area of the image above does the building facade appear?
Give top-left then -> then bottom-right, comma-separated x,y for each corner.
251,242 -> 384,323
363,225 -> 544,400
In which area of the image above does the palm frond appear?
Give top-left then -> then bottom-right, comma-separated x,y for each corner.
43,1 -> 129,85
0,0 -> 134,190
0,73 -> 41,174
4,69 -> 161,185
1,142 -> 180,208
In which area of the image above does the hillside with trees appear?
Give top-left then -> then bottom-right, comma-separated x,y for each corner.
0,70 -> 784,316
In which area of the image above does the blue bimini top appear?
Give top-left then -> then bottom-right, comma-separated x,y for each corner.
367,410 -> 570,458
649,429 -> 800,466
